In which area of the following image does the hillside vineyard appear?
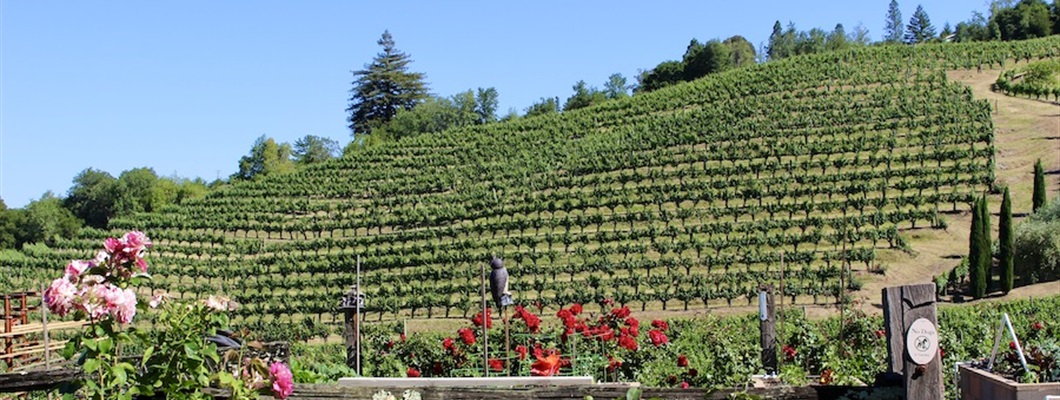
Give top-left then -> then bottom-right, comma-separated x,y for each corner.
6,37 -> 1059,326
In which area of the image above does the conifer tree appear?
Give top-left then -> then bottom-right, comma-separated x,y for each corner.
884,0 -> 904,43
905,4 -> 937,43
999,187 -> 1014,294
968,196 -> 985,299
347,30 -> 429,138
1033,158 -> 1047,212
979,194 -> 992,294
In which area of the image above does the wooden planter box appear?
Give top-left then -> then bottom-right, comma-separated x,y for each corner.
959,364 -> 1060,400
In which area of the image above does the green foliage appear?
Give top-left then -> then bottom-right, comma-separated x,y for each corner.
980,194 -> 993,293
0,199 -> 18,249
116,167 -> 159,214
884,0 -> 904,43
603,74 -> 631,99
64,168 -> 120,229
1014,197 -> 1060,283
21,193 -> 82,247
1000,187 -> 1015,293
993,0 -> 1053,40
293,135 -> 340,165
905,5 -> 937,44
524,96 -> 560,118
347,30 -> 429,137
231,135 -> 295,181
1034,158 -> 1048,212
563,81 -> 608,112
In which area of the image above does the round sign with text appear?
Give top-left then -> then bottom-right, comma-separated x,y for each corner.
906,318 -> 938,365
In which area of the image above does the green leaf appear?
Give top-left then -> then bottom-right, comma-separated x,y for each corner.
83,339 -> 97,351
83,358 -> 101,373
141,346 -> 154,367
98,337 -> 114,354
61,341 -> 77,359
625,387 -> 642,400
111,364 -> 128,385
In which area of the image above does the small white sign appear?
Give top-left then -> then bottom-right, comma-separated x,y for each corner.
906,318 -> 938,365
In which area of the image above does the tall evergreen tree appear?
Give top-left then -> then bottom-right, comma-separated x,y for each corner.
347,30 -> 429,138
884,0 -> 904,43
999,187 -> 1014,294
980,193 -> 993,293
905,4 -> 937,43
1033,158 -> 1047,212
968,196 -> 987,299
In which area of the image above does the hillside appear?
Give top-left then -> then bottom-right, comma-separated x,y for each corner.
5,37 -> 1059,336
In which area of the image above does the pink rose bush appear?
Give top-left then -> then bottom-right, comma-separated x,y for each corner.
269,362 -> 295,399
43,231 -> 152,324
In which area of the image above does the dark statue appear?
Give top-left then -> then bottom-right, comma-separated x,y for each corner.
488,256 -> 513,308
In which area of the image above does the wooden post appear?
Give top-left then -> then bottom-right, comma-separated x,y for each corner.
778,252 -> 785,371
481,262 -> 489,375
882,284 -> 943,400
344,302 -> 360,373
356,255 -> 361,376
41,285 -> 49,369
759,285 -> 776,374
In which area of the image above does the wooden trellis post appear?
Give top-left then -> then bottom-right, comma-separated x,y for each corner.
882,283 -> 943,400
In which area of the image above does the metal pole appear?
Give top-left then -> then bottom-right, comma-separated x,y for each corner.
504,307 -> 511,376
356,255 -> 361,375
481,262 -> 489,375
778,252 -> 784,371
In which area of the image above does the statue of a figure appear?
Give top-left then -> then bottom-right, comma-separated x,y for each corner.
488,256 -> 513,308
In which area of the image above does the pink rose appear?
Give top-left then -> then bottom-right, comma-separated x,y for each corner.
78,284 -> 111,320
269,362 -> 294,399
103,237 -> 123,254
121,231 -> 151,250
44,277 -> 77,316
65,260 -> 92,279
106,287 -> 137,324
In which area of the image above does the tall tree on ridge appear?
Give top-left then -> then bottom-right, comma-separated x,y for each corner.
1033,158 -> 1047,212
293,135 -> 340,165
884,0 -> 905,43
905,4 -> 937,43
347,30 -> 429,139
999,187 -> 1014,294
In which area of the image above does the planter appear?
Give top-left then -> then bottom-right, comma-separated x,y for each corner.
959,364 -> 1060,400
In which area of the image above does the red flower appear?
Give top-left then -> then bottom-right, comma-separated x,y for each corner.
606,355 -> 622,372
618,335 -> 638,351
400,333 -> 407,342
667,375 -> 677,385
939,349 -> 945,358
557,309 -> 576,328
1009,341 -> 1018,350
625,317 -> 639,329
489,358 -> 504,372
472,309 -> 493,328
458,328 -> 476,345
602,298 -> 615,306
532,343 -> 544,359
611,306 -> 631,319
677,354 -> 689,367
432,362 -> 443,375
680,381 -> 690,389
595,325 -> 615,341
688,368 -> 698,377
406,367 -> 421,377
443,337 -> 454,350
385,340 -> 395,350
515,345 -> 528,360
1032,322 -> 1044,331
570,303 -> 583,315
651,319 -> 669,331
648,329 -> 669,347
530,353 -> 562,376
783,345 -> 797,361
875,329 -> 886,339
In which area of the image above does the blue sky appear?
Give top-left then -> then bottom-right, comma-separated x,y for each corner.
1,1 -> 990,208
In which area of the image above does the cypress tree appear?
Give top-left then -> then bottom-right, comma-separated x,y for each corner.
999,187 -> 1014,294
968,196 -> 986,299
980,194 -> 993,294
1033,159 -> 1047,212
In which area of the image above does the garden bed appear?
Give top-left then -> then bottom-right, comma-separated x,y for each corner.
959,364 -> 1060,400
